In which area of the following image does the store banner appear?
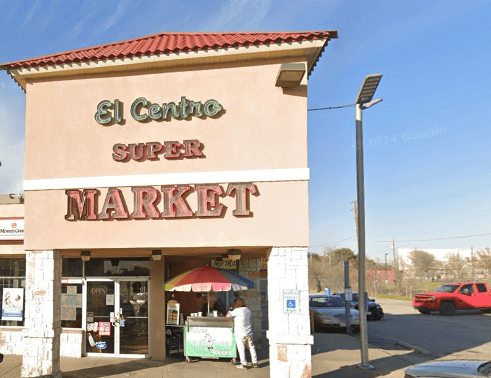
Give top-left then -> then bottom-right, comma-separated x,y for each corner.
0,218 -> 24,241
211,260 -> 237,270
1,288 -> 24,321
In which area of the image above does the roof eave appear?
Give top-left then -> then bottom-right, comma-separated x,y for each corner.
2,36 -> 336,91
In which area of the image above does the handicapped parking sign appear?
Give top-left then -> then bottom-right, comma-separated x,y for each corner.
283,290 -> 300,314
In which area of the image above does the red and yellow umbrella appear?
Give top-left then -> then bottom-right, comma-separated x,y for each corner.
164,265 -> 255,292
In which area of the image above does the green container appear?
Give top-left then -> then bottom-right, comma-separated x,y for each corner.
184,317 -> 236,360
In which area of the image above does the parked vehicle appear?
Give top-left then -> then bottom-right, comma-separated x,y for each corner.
336,292 -> 384,321
404,360 -> 491,377
309,294 -> 359,332
412,282 -> 491,316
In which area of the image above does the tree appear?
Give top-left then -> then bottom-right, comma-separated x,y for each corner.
477,248 -> 491,276
408,249 -> 436,279
326,248 -> 357,266
366,257 -> 384,270
444,253 -> 465,280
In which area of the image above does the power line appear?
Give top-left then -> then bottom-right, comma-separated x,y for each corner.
373,232 -> 491,243
309,235 -> 357,249
307,103 -> 355,111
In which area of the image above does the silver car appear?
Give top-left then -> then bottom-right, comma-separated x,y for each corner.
309,295 -> 359,332
405,360 -> 491,377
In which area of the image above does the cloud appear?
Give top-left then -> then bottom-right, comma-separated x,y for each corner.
71,8 -> 99,39
21,0 -> 42,29
205,0 -> 274,31
94,0 -> 131,36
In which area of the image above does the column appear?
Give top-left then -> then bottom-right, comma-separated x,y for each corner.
237,258 -> 261,343
21,250 -> 62,378
150,256 -> 166,360
267,247 -> 313,378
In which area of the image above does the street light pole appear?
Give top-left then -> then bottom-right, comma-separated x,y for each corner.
355,73 -> 382,371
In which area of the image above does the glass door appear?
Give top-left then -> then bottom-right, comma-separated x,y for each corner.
86,278 -> 149,357
86,280 -> 115,354
119,279 -> 149,356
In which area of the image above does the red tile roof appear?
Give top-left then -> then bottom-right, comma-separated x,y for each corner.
1,30 -> 337,70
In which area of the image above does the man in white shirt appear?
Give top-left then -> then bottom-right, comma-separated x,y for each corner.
226,298 -> 258,369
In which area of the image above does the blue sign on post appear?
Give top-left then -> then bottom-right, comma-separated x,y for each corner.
283,290 -> 300,314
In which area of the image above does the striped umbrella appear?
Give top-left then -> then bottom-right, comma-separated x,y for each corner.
164,265 -> 255,292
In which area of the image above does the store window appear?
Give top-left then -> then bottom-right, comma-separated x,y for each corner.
61,258 -> 83,328
85,258 -> 150,277
62,258 -> 83,277
61,282 -> 83,328
0,258 -> 26,326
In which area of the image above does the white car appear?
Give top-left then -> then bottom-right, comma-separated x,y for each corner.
309,295 -> 360,332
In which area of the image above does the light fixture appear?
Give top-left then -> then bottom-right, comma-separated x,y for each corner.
275,63 -> 306,88
355,73 -> 382,105
152,250 -> 162,261
81,251 -> 91,262
110,258 -> 120,267
227,249 -> 242,261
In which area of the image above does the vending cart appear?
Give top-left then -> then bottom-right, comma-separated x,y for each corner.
184,317 -> 237,363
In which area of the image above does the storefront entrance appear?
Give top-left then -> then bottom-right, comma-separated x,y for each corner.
86,278 -> 149,357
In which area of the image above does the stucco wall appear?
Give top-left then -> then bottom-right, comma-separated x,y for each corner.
23,59 -> 309,251
25,60 -> 308,179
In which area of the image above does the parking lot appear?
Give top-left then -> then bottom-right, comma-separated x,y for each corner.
311,298 -> 491,377
363,298 -> 491,359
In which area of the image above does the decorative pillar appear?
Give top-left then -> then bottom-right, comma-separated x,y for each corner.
237,258 -> 261,343
267,247 -> 313,378
21,250 -> 62,378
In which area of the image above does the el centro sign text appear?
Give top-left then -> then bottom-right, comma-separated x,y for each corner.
95,97 -> 223,125
65,183 -> 257,221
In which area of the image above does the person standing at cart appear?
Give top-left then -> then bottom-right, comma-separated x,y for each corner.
226,298 -> 258,369
201,294 -> 225,316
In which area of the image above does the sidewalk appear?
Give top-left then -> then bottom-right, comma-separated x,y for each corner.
312,332 -> 427,378
0,334 -> 423,378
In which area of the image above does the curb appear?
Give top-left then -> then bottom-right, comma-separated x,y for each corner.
396,341 -> 433,356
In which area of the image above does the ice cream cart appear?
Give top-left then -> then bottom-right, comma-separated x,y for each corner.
184,316 -> 237,363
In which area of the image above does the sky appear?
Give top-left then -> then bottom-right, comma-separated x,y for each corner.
0,0 -> 490,263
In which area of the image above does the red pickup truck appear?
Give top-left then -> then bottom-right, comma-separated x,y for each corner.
412,282 -> 491,316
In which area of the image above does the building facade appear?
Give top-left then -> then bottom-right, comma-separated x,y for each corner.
0,30 -> 337,377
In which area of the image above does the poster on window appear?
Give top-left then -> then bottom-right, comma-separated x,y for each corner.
98,322 -> 111,336
2,288 -> 24,321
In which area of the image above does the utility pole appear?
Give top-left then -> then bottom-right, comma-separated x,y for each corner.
353,200 -> 359,241
471,246 -> 474,281
392,239 -> 397,270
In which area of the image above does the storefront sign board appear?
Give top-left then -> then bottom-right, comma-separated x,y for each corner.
94,97 -> 223,125
65,183 -> 257,221
211,260 -> 237,269
0,218 -> 24,241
